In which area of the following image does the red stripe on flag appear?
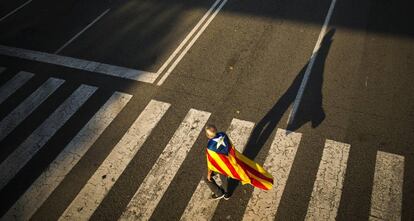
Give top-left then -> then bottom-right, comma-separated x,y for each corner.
235,158 -> 273,184
207,151 -> 227,176
218,154 -> 242,180
250,176 -> 270,190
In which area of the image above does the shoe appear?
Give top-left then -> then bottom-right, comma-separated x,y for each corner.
224,193 -> 231,200
211,193 -> 224,200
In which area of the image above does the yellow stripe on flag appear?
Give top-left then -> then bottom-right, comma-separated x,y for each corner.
227,152 -> 251,183
208,150 -> 233,177
207,155 -> 220,174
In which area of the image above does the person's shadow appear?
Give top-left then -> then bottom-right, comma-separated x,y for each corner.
227,29 -> 335,194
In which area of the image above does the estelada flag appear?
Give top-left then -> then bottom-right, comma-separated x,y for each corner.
206,132 -> 273,190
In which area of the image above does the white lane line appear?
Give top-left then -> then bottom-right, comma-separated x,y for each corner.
0,84 -> 96,191
54,9 -> 110,54
287,0 -> 337,126
2,92 -> 131,221
243,129 -> 301,221
181,118 -> 254,221
0,45 -> 158,83
369,151 -> 404,221
0,71 -> 35,105
156,0 -> 227,86
119,108 -> 211,221
58,100 -> 170,221
155,0 -> 222,79
0,0 -> 33,22
0,77 -> 64,141
305,140 -> 350,221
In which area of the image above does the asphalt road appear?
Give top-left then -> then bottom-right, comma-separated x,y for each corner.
0,0 -> 413,220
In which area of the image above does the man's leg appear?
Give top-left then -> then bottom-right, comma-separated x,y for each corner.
219,174 -> 228,193
204,175 -> 224,197
219,174 -> 232,199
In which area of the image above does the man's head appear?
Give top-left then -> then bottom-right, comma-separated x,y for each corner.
205,124 -> 217,139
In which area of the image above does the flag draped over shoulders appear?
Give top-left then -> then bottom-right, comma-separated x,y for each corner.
206,132 -> 273,190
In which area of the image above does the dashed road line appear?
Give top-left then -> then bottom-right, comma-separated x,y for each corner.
181,118 -> 254,221
369,151 -> 404,221
0,77 -> 64,141
243,129 -> 301,221
2,92 -> 131,221
0,71 -> 34,105
0,84 -> 96,190
54,9 -> 110,54
0,0 -> 33,22
119,108 -> 210,221
305,140 -> 350,220
59,100 -> 170,221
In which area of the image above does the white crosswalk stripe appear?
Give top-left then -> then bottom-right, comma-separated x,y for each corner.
305,140 -> 350,221
0,71 -> 34,105
58,100 -> 170,221
369,151 -> 404,221
0,77 -> 64,141
243,129 -> 301,221
181,118 -> 254,221
119,108 -> 211,221
0,84 -> 96,190
2,92 -> 132,221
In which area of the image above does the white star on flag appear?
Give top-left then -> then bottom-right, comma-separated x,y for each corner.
212,136 -> 226,149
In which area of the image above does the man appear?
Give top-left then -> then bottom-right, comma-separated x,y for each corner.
204,124 -> 274,200
204,124 -> 231,200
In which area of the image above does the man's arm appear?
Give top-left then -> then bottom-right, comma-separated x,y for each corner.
207,169 -> 213,181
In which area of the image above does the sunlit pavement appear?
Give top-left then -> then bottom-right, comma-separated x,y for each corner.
0,0 -> 413,220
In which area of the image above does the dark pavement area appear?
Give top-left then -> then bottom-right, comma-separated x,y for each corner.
0,0 -> 413,220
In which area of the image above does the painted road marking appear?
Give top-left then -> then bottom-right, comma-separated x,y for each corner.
0,84 -> 96,190
119,108 -> 210,221
0,45 -> 158,83
369,151 -> 404,221
0,77 -> 64,141
0,71 -> 35,105
305,140 -> 350,221
0,0 -> 33,22
0,0 -> 225,85
58,100 -> 170,221
180,118 -> 254,221
54,9 -> 110,54
287,0 -> 337,126
2,92 -> 131,221
243,129 -> 301,221
155,0 -> 226,85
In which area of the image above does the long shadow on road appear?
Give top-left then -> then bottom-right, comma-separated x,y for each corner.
227,29 -> 335,195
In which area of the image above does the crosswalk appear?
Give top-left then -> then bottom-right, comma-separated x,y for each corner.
0,77 -> 64,141
0,71 -> 34,105
3,92 -> 131,221
305,140 -> 350,221
369,151 -> 404,221
243,129 -> 301,221
0,68 -> 405,221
